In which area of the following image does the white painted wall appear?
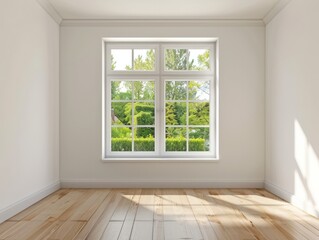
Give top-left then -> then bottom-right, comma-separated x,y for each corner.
0,0 -> 59,220
60,24 -> 265,186
266,0 -> 319,216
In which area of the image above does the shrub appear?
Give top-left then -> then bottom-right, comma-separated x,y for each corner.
111,137 -> 206,152
134,137 -> 155,151
111,138 -> 132,151
189,138 -> 206,151
135,104 -> 154,114
165,137 -> 187,151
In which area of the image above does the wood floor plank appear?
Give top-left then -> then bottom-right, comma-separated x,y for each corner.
130,221 -> 153,240
117,189 -> 142,240
111,189 -> 135,221
86,190 -> 123,240
100,221 -> 123,240
72,189 -> 111,240
185,189 -> 219,240
10,189 -> 69,221
0,188 -> 318,240
46,221 -> 85,240
0,221 -> 17,235
135,189 -> 155,221
153,189 -> 165,240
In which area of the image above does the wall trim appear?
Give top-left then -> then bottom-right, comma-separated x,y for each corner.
263,0 -> 291,24
60,179 -> 264,188
265,181 -> 319,217
36,0 -> 62,24
60,19 -> 265,27
0,181 -> 60,224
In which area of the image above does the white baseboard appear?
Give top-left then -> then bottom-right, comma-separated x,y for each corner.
265,181 -> 319,217
0,181 -> 60,224
60,179 -> 264,189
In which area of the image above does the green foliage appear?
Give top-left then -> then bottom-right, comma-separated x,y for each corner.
189,138 -> 206,151
125,103 -> 155,125
112,102 -> 130,125
111,138 -> 132,151
111,137 -> 206,152
197,50 -> 210,70
110,48 -> 211,152
125,49 -> 155,71
134,137 -> 155,151
189,102 -> 210,125
165,103 -> 178,125
134,81 -> 155,100
165,49 -> 195,70
111,54 -> 116,70
135,104 -> 154,114
111,127 -> 131,138
165,81 -> 187,100
136,112 -> 153,125
166,137 -> 187,151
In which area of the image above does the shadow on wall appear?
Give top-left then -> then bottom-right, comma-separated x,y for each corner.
293,120 -> 319,216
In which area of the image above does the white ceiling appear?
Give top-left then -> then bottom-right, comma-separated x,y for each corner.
48,0 -> 280,20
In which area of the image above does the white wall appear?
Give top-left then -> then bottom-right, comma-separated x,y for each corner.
60,24 -> 265,186
266,0 -> 319,216
0,0 -> 59,221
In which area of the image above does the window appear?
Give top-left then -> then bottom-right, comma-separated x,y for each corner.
104,42 -> 218,160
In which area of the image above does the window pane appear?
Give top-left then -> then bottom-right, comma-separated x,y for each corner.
165,81 -> 187,100
165,49 -> 188,70
165,127 -> 186,152
189,127 -> 209,151
111,102 -> 132,126
189,81 -> 210,101
111,81 -> 132,100
134,102 -> 155,125
133,49 -> 155,71
134,81 -> 155,100
166,102 -> 186,125
111,127 -> 132,151
111,49 -> 132,70
189,49 -> 210,71
189,102 -> 210,125
134,127 -> 155,151
165,49 -> 210,71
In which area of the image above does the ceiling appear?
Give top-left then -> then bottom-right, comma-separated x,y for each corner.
48,0 -> 280,20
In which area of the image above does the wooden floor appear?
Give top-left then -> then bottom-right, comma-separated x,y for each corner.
0,189 -> 319,240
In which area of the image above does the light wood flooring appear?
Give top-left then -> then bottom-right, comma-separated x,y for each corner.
0,189 -> 319,240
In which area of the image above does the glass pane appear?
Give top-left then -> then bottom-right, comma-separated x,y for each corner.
134,81 -> 155,100
189,81 -> 210,101
111,102 -> 131,126
189,127 -> 209,151
133,49 -> 155,71
166,102 -> 186,125
134,127 -> 155,151
189,102 -> 210,125
134,103 -> 155,125
165,49 -> 210,71
165,49 -> 188,70
165,127 -> 186,152
165,81 -> 187,100
111,81 -> 132,100
189,49 -> 210,71
111,49 -> 132,71
111,127 -> 132,151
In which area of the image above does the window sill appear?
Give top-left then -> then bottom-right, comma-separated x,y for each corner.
101,158 -> 220,163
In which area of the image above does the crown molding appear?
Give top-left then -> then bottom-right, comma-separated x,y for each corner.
263,0 -> 291,24
36,0 -> 62,25
60,19 -> 265,27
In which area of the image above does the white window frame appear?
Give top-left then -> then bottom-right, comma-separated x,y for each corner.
103,41 -> 218,161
